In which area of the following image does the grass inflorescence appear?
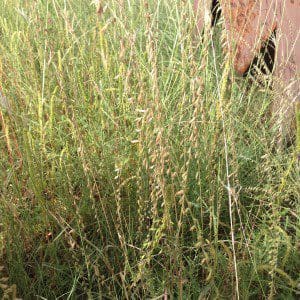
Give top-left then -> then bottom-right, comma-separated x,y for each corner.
0,0 -> 299,299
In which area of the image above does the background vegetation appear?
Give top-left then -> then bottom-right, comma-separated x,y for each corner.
0,0 -> 299,298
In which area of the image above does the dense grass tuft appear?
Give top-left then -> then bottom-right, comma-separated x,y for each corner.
0,0 -> 299,298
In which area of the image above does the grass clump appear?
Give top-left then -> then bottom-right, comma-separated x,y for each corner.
0,0 -> 299,299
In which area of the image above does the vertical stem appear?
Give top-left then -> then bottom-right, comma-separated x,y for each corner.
296,101 -> 300,161
219,57 -> 240,300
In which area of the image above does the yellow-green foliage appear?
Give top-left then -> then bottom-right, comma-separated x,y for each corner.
296,102 -> 300,156
0,1 -> 299,299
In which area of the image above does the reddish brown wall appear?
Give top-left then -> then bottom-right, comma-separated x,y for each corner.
194,0 -> 300,140
194,0 -> 300,78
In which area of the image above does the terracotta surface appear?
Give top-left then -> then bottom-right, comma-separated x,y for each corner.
194,0 -> 211,33
220,0 -> 276,74
194,0 -> 300,139
275,2 -> 300,86
194,0 -> 300,78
